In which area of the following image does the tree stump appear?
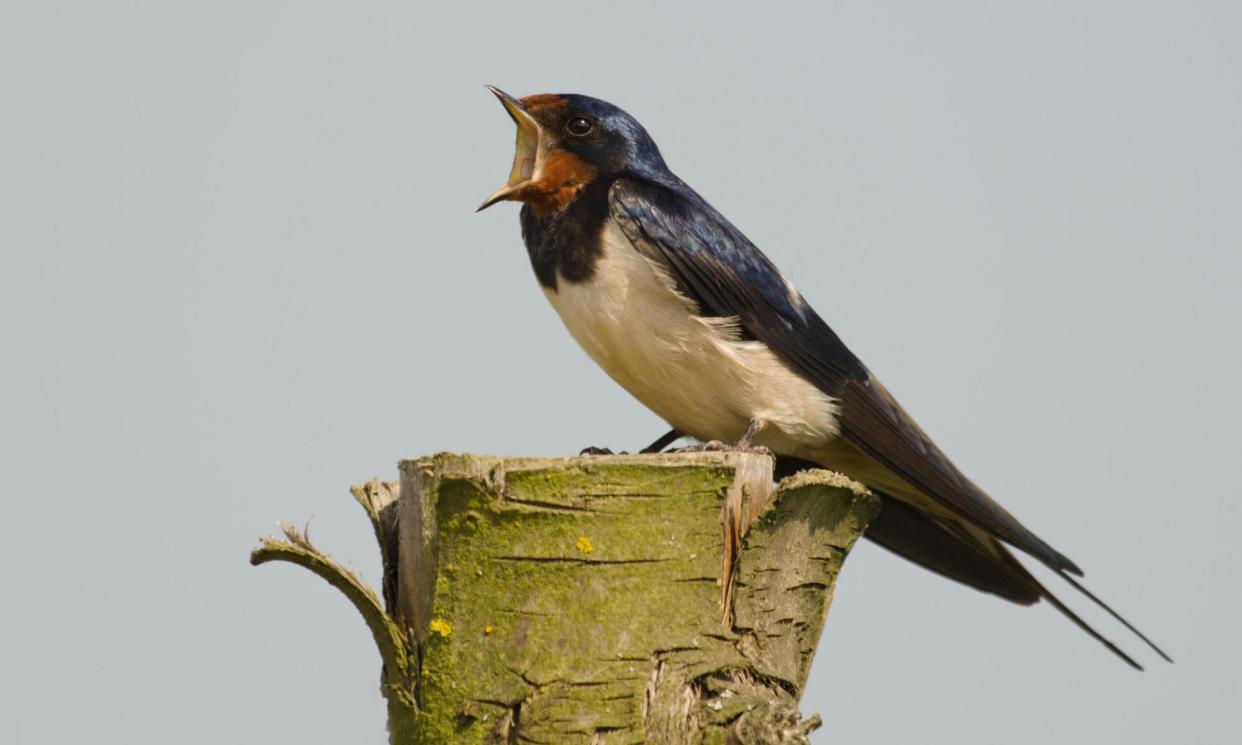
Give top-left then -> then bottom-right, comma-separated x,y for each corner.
251,452 -> 879,744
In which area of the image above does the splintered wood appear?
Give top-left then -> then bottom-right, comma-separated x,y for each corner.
253,451 -> 878,744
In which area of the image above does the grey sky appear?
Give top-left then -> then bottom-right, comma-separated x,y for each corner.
2,2 -> 1238,743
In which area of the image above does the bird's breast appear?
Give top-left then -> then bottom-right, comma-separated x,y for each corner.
540,218 -> 839,454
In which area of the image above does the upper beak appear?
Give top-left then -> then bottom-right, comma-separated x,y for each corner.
477,85 -> 541,212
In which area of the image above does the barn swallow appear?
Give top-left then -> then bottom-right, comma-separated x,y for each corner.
478,86 -> 1168,669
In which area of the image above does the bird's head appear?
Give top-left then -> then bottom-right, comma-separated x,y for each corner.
477,86 -> 666,215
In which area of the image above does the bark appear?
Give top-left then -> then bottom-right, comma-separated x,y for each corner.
251,452 -> 879,744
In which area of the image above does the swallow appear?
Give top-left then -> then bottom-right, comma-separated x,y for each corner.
478,86 -> 1169,669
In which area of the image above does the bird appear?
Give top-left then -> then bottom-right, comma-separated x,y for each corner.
476,86 -> 1168,669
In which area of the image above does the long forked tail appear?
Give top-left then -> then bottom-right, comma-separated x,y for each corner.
750,452 -> 1171,669
793,460 -> 1170,668
959,504 -> 1174,666
1037,582 -> 1144,670
939,517 -> 1166,671
1056,570 -> 1173,663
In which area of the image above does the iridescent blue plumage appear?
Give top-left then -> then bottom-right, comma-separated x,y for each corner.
483,88 -> 1169,669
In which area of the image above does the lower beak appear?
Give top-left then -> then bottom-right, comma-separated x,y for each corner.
477,86 -> 541,212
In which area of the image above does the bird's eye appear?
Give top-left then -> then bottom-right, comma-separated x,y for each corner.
566,116 -> 594,136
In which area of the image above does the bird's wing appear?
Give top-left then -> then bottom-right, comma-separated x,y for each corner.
771,454 -> 1042,604
609,176 -> 1079,574
614,178 -> 1170,665
836,374 -> 1082,575
773,453 -> 1153,669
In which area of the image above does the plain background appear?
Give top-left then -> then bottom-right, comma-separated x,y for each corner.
2,1 -> 1239,742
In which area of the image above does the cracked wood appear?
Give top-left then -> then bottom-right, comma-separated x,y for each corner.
250,452 -> 878,744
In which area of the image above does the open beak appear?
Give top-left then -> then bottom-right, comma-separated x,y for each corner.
477,86 -> 541,212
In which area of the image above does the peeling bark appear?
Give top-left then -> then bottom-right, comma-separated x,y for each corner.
251,452 -> 879,744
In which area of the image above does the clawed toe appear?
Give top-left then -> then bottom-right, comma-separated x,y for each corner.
669,440 -> 720,453
672,440 -> 772,456
579,446 -> 615,456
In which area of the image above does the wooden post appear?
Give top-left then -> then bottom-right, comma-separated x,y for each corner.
251,452 -> 879,744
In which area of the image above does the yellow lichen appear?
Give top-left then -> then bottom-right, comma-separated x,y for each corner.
429,618 -> 453,637
575,535 -> 593,554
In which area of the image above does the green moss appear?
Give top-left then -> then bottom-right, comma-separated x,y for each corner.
271,453 -> 881,743
394,457 -> 740,741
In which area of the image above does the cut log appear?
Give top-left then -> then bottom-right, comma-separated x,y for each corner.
251,452 -> 879,744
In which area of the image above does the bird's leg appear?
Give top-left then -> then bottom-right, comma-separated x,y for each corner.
583,428 -> 684,456
737,418 -> 767,449
675,419 -> 772,455
588,422 -> 766,457
641,428 -> 683,454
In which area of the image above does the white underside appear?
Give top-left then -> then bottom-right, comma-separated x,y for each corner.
542,218 -> 839,456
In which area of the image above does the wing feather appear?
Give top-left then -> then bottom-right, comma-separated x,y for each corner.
609,176 -> 1079,574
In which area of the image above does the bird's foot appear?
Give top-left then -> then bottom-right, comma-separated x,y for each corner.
674,440 -> 774,457
671,420 -> 772,456
579,445 -> 622,456
582,429 -> 685,456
